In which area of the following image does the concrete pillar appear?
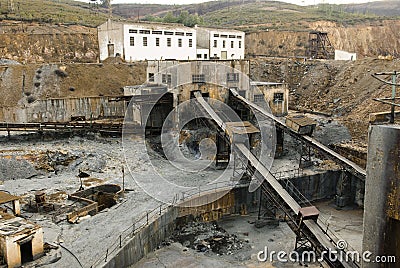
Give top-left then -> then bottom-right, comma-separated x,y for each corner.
12,200 -> 20,216
362,125 -> 400,268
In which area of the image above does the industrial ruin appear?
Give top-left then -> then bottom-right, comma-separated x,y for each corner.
0,1 -> 399,268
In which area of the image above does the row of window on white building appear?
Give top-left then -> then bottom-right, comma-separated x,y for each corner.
128,28 -> 243,49
129,36 -> 193,48
130,36 -> 242,49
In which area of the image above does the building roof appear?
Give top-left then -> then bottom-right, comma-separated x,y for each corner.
101,19 -> 194,31
195,26 -> 245,34
0,191 -> 20,205
0,212 -> 40,237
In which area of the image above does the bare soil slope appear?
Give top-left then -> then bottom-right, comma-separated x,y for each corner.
251,57 -> 400,145
294,58 -> 400,144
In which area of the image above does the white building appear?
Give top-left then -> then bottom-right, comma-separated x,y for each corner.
98,19 -> 197,61
334,50 -> 356,61
195,26 -> 245,60
97,20 -> 246,62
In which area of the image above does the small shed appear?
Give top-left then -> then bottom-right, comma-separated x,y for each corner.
285,114 -> 317,135
0,212 -> 44,267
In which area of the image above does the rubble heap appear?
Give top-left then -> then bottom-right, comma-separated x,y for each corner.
170,221 -> 249,256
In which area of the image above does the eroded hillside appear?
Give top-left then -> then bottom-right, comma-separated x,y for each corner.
246,20 -> 400,58
0,62 -> 146,121
0,22 -> 98,63
251,57 -> 400,145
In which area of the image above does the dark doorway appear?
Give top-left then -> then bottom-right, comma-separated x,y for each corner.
107,44 -> 115,58
20,240 -> 33,264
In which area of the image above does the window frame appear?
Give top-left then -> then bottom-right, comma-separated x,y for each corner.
192,74 -> 205,84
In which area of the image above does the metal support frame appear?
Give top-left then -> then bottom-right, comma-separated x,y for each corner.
257,186 -> 278,220
306,31 -> 335,60
372,71 -> 399,123
295,234 -> 314,252
299,142 -> 312,169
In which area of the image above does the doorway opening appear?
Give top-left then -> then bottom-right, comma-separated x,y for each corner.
20,240 -> 33,264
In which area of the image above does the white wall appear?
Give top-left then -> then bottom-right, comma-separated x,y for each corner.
196,48 -> 209,60
98,20 -> 124,61
335,50 -> 357,61
208,29 -> 245,60
98,21 -> 246,62
122,24 -> 197,61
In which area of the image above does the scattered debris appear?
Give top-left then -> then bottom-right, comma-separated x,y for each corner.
168,221 -> 250,257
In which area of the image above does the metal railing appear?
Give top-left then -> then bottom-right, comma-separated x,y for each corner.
90,203 -> 171,268
89,180 -> 249,268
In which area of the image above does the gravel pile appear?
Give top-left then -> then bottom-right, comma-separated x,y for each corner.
0,157 -> 38,181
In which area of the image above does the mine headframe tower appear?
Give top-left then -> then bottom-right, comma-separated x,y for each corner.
306,31 -> 335,60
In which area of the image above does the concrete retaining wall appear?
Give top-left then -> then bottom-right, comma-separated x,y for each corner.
178,186 -> 259,222
2,96 -> 129,123
102,206 -> 179,268
289,170 -> 341,202
26,97 -> 129,123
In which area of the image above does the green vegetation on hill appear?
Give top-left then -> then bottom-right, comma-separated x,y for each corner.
143,11 -> 203,27
0,0 -> 398,30
0,0 -> 112,27
200,1 -> 384,31
343,1 -> 400,17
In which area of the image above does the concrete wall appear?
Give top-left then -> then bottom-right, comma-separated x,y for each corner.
4,96 -> 129,123
98,20 -> 197,61
122,24 -> 196,62
103,170 -> 345,268
103,206 -> 179,268
147,60 -> 250,101
195,27 -> 210,50
208,29 -> 245,60
334,50 -> 356,61
257,84 -> 289,116
178,186 -> 259,221
196,48 -> 209,60
289,171 -> 341,202
97,20 -> 124,61
103,185 -> 257,268
362,125 -> 400,267
0,63 -> 147,123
